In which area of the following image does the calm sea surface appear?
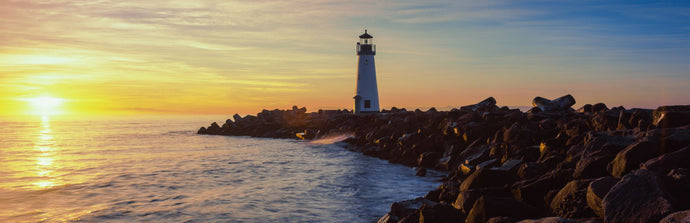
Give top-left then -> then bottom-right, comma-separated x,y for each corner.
0,115 -> 441,222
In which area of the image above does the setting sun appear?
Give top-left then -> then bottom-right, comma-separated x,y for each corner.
21,96 -> 66,116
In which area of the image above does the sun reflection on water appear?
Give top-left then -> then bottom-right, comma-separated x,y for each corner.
32,115 -> 60,189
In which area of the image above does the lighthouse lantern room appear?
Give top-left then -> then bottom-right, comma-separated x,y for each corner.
354,29 -> 380,114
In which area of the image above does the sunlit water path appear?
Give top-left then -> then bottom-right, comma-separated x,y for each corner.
0,116 -> 441,222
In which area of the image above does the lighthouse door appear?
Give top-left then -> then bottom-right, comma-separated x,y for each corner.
353,95 -> 362,114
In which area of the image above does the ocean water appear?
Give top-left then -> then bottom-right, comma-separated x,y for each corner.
0,115 -> 442,222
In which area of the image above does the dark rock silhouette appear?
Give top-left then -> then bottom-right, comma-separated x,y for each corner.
660,210 -> 690,223
418,202 -> 464,223
197,95 -> 690,223
602,169 -> 677,223
531,95 -> 576,112
586,176 -> 618,218
518,217 -> 582,223
549,179 -> 596,219
465,196 -> 542,223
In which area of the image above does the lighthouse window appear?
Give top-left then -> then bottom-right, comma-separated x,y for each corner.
364,100 -> 371,108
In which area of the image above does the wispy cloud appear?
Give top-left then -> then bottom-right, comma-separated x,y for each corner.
0,0 -> 688,114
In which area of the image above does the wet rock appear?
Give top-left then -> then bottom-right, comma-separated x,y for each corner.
398,214 -> 421,223
295,129 -> 317,140
549,179 -> 596,219
428,181 -> 461,204
586,176 -> 618,218
417,152 -> 442,168
466,196 -> 542,223
197,127 -> 206,134
602,169 -> 677,223
660,210 -> 690,223
641,146 -> 690,175
418,202 -> 464,223
532,95 -> 576,112
607,140 -> 659,177
415,167 -> 427,177
379,197 -> 437,222
376,213 -> 397,223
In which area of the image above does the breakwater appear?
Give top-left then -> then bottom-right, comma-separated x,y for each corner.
199,95 -> 690,223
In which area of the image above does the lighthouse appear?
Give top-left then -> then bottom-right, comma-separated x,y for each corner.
353,29 -> 380,114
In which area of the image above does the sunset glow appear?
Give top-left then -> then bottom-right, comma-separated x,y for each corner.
0,1 -> 688,116
21,96 -> 67,116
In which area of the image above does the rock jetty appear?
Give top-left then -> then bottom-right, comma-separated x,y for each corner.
199,95 -> 690,223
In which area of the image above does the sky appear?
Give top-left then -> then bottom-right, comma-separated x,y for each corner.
1,0 -> 689,115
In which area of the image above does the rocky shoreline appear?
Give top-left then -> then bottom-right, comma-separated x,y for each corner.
198,95 -> 690,223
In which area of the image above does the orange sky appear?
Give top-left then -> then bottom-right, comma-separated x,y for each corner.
1,1 -> 689,116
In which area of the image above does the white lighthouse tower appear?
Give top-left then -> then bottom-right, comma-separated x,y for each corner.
354,29 -> 380,114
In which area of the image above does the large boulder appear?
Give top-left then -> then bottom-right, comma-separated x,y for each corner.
460,168 -> 519,191
660,210 -> 690,223
512,169 -> 573,208
574,134 -> 634,179
660,128 -> 690,154
517,217 -> 580,223
641,146 -> 690,175
654,105 -> 690,128
378,197 -> 437,223
453,187 -> 511,213
607,140 -> 659,178
418,202 -> 464,223
517,162 -> 550,180
592,103 -> 608,112
548,179 -> 596,219
619,109 -> 653,130
461,97 -> 498,112
532,95 -> 576,113
466,196 -> 542,223
666,168 -> 690,210
503,122 -> 540,146
586,176 -> 619,218
590,109 -> 621,131
417,152 -> 443,168
206,122 -> 221,134
602,169 -> 677,223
